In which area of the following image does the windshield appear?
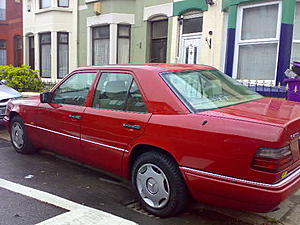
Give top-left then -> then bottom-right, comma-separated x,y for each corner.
161,69 -> 263,112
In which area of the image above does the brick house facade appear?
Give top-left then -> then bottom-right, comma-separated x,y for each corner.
0,0 -> 23,66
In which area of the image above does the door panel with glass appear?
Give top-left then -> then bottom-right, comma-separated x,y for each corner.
81,71 -> 151,175
36,72 -> 98,160
181,35 -> 201,64
179,15 -> 203,64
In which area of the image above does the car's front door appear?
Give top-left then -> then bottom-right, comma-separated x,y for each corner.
35,71 -> 98,160
81,71 -> 152,175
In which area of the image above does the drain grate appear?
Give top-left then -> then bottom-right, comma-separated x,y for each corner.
124,200 -> 159,218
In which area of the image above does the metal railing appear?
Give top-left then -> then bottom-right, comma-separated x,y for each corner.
239,80 -> 288,98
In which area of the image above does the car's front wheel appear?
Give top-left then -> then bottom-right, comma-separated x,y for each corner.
10,116 -> 37,154
132,151 -> 189,217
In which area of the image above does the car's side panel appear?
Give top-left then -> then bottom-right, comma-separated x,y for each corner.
6,97 -> 42,147
81,108 -> 151,176
124,113 -> 290,184
33,103 -> 84,160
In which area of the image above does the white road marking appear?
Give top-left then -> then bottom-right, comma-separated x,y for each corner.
0,178 -> 137,225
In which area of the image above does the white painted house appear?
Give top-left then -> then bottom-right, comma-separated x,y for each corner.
23,0 -> 78,82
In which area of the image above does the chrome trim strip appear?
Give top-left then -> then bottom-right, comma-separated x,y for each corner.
81,138 -> 128,153
180,166 -> 300,188
25,123 -> 80,140
25,123 -> 128,153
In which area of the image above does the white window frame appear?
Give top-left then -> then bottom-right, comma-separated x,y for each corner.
86,13 -> 135,65
0,0 -> 6,21
292,0 -> 300,62
233,1 -> 282,85
178,11 -> 203,64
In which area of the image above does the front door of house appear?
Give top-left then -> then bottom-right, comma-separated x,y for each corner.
181,34 -> 201,64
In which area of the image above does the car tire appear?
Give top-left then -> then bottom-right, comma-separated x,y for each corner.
132,151 -> 189,217
10,116 -> 37,154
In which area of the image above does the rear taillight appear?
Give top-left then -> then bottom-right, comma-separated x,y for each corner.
252,146 -> 293,173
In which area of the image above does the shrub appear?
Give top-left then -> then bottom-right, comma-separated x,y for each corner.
0,65 -> 44,92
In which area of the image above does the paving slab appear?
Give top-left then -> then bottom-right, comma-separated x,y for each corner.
0,188 -> 67,225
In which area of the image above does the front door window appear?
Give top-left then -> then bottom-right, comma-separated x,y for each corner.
52,72 -> 97,106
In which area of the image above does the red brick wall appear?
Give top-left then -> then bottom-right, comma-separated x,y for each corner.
0,0 -> 23,66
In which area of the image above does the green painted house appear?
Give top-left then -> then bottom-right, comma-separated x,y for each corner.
45,0 -> 300,86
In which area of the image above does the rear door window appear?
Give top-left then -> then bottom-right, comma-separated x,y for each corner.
92,72 -> 147,113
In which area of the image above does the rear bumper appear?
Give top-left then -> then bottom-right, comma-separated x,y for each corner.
180,166 -> 300,212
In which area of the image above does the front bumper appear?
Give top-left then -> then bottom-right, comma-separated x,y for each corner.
1,115 -> 9,128
180,166 -> 300,212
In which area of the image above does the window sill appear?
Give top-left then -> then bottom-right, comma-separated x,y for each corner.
35,7 -> 73,15
85,0 -> 99,3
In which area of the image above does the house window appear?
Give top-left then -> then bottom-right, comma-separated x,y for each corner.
235,2 -> 281,82
57,32 -> 69,79
182,16 -> 203,34
150,19 -> 168,63
292,2 -> 300,62
0,0 -> 5,20
39,33 -> 51,78
40,0 -> 51,9
0,40 -> 6,66
58,0 -> 69,7
28,36 -> 35,70
14,35 -> 22,67
92,25 -> 110,65
117,25 -> 130,64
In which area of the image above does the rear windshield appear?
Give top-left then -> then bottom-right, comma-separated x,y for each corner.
161,69 -> 263,112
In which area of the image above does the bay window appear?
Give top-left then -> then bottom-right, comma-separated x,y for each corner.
39,33 -> 51,78
57,32 -> 69,78
292,2 -> 300,62
117,25 -> 131,64
0,40 -> 6,66
40,0 -> 51,9
0,0 -> 5,20
92,25 -> 110,65
235,2 -> 281,82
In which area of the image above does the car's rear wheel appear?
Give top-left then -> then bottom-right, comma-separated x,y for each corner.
10,116 -> 37,154
132,151 -> 189,217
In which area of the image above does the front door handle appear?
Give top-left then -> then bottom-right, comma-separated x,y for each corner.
123,123 -> 141,130
68,115 -> 81,120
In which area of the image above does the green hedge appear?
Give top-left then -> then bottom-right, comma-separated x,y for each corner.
0,65 -> 44,92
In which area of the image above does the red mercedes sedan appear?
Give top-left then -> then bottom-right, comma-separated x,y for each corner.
3,64 -> 300,217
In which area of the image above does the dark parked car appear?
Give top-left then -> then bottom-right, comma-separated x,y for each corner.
3,64 -> 300,217
0,80 -> 21,123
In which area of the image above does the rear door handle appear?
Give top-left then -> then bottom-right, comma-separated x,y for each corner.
68,115 -> 81,120
123,123 -> 141,130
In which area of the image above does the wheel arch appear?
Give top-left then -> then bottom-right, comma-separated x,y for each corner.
9,111 -> 21,126
126,144 -> 179,179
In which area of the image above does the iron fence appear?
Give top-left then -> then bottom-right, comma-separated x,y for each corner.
239,80 -> 288,98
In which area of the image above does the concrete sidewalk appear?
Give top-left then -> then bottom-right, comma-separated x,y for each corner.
0,127 -> 299,225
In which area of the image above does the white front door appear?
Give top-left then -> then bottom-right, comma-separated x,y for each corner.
180,34 -> 201,64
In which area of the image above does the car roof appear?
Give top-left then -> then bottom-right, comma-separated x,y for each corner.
76,63 -> 214,73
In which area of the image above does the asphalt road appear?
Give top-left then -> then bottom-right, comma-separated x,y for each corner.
0,126 -> 252,225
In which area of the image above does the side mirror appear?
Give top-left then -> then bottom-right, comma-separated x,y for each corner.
40,92 -> 53,103
0,79 -> 8,85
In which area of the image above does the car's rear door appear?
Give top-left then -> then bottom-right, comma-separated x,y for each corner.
81,71 -> 152,175
35,71 -> 98,160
